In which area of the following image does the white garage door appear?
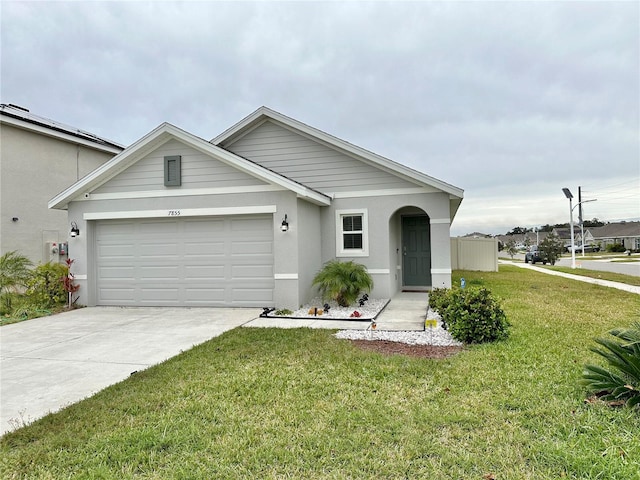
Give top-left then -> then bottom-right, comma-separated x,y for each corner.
95,216 -> 274,307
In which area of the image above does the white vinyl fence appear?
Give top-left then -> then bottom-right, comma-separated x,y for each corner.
450,237 -> 499,272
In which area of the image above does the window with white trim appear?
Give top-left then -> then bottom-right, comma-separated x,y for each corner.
336,209 -> 369,257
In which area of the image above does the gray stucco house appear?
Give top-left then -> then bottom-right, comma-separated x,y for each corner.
49,107 -> 464,309
1,104 -> 123,263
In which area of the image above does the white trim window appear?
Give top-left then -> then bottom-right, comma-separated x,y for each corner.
336,209 -> 369,257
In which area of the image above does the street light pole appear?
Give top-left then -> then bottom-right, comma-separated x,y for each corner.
562,188 -> 597,268
562,188 -> 576,269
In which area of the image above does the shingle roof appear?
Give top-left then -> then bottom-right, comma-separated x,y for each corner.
0,103 -> 124,151
589,222 -> 640,239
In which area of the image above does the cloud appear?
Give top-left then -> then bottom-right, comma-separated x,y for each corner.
1,0 -> 637,235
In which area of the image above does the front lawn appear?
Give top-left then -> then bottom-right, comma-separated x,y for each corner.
542,265 -> 640,287
1,265 -> 639,479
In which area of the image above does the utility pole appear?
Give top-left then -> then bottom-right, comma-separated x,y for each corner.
579,186 -> 584,256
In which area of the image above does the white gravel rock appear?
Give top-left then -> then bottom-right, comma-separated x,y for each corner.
335,309 -> 463,347
270,297 -> 388,320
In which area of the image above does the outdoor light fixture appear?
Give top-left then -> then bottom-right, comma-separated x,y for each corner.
280,214 -> 289,232
12,217 -> 19,222
70,221 -> 80,238
562,188 -> 576,269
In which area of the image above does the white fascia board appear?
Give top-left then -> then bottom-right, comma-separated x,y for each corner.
330,187 -> 437,199
213,107 -> 464,200
49,122 -> 331,210
0,115 -> 123,154
84,205 -> 277,220
84,184 -> 285,201
49,124 -> 175,210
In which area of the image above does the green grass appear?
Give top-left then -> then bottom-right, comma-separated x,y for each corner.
2,266 -> 639,479
540,266 -> 640,287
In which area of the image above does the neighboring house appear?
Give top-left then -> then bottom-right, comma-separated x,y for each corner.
1,104 -> 124,263
589,222 -> 640,250
495,231 -> 550,248
551,227 -> 588,247
49,107 -> 464,309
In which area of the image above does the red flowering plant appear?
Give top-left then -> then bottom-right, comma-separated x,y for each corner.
61,258 -> 80,309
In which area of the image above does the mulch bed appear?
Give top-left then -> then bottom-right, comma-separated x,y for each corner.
349,339 -> 463,359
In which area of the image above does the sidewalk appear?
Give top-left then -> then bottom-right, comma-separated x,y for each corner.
501,260 -> 640,295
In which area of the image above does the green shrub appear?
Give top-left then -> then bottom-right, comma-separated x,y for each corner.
582,321 -> 640,408
312,260 -> 373,307
430,286 -> 510,344
26,262 -> 68,309
606,243 -> 626,253
428,287 -> 453,316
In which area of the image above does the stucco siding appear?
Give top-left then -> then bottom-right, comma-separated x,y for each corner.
317,191 -> 453,298
225,120 -> 417,193
94,139 -> 267,194
1,124 -> 116,262
296,198 -> 322,304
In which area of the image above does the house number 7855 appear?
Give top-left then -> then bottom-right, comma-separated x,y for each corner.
168,210 -> 181,216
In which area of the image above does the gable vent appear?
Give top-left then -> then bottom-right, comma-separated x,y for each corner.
164,155 -> 181,186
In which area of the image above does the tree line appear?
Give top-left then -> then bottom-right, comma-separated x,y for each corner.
505,218 -> 606,235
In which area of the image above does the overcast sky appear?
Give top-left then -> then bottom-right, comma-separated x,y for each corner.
2,0 -> 638,235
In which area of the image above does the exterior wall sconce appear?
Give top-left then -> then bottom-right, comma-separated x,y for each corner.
12,217 -> 19,222
70,221 -> 80,238
281,214 -> 289,232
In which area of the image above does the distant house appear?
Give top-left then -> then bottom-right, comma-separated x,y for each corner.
551,227 -> 590,247
495,231 -> 550,248
0,104 -> 124,263
589,222 -> 640,250
49,106 -> 464,309
462,232 -> 492,238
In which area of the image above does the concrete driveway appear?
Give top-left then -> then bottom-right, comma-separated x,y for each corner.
0,307 -> 258,436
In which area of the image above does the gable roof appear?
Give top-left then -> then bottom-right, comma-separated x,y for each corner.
589,221 -> 640,239
0,103 -> 124,153
213,106 -> 464,205
49,122 -> 331,210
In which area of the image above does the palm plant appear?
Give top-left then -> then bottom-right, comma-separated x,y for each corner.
582,321 -> 640,408
0,250 -> 33,294
312,260 -> 373,307
0,250 -> 33,313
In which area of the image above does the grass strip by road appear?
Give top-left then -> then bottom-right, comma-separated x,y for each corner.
540,265 -> 640,287
2,265 -> 639,479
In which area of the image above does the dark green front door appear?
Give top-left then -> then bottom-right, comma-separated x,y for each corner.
402,215 -> 431,287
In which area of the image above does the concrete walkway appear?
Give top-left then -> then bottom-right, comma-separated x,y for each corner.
501,260 -> 640,294
373,292 -> 428,331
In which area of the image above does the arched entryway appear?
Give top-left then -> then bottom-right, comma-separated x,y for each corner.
389,206 -> 432,292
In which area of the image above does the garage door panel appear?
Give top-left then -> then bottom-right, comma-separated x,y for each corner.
184,241 -> 225,256
231,217 -> 271,231
232,265 -> 273,278
232,287 -> 273,303
99,288 -> 136,302
140,288 -> 180,303
138,220 -> 179,235
183,265 -> 225,279
184,288 -> 226,303
139,266 -> 180,280
96,215 -> 274,307
98,266 -> 136,279
232,241 -> 272,255
183,218 -> 225,233
98,244 -> 135,259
